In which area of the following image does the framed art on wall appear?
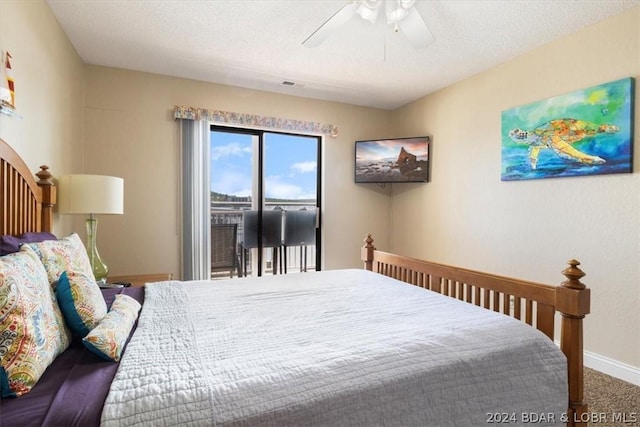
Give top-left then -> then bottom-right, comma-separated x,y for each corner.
0,50 -> 18,117
354,136 -> 429,183
501,77 -> 634,181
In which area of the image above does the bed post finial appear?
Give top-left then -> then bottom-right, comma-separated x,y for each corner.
35,165 -> 53,185
362,234 -> 376,271
562,259 -> 586,290
558,259 -> 590,426
36,165 -> 56,233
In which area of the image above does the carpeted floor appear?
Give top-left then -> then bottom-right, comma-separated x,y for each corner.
584,367 -> 639,426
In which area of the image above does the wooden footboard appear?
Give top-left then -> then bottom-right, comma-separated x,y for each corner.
361,234 -> 590,426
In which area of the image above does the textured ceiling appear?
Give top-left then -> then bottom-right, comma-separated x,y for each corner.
46,0 -> 639,110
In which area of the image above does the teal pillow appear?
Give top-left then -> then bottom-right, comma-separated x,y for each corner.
55,270 -> 108,337
83,294 -> 141,362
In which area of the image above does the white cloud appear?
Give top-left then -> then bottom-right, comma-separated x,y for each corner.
211,142 -> 252,161
291,161 -> 316,174
265,178 -> 301,199
264,175 -> 316,200
211,171 -> 252,197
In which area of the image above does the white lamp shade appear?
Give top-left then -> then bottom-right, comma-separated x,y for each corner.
58,174 -> 124,215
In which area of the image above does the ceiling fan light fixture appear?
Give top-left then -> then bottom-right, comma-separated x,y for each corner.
354,0 -> 416,25
355,0 -> 381,24
302,0 -> 432,49
384,0 -> 412,24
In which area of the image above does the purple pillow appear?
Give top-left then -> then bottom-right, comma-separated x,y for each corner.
0,232 -> 57,256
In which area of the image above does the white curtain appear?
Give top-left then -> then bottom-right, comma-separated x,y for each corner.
179,119 -> 211,280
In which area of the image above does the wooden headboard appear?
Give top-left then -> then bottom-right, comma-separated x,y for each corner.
0,138 -> 56,235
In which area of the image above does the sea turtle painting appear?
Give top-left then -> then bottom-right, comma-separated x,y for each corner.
508,118 -> 619,169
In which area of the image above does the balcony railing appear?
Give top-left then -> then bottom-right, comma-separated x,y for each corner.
211,200 -> 317,277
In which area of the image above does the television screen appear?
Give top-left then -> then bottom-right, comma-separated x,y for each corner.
355,136 -> 430,183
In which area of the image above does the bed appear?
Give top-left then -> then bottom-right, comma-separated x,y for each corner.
1,137 -> 590,426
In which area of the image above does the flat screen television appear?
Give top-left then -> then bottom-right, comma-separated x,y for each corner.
355,136 -> 430,183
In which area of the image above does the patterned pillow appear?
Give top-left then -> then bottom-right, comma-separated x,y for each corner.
55,271 -> 108,337
22,233 -> 94,286
83,294 -> 141,362
22,234 -> 108,337
0,249 -> 71,397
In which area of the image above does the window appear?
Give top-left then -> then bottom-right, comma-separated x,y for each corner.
211,126 -> 321,277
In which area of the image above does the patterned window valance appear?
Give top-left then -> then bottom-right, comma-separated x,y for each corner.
174,105 -> 339,137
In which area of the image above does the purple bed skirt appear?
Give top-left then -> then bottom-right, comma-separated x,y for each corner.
1,286 -> 144,427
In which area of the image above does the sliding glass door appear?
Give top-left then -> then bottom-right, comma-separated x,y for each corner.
210,126 -> 321,277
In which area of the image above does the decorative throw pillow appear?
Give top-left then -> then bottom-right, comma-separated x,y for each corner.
0,232 -> 57,256
83,294 -> 141,362
55,271 -> 108,337
0,249 -> 71,397
22,233 -> 94,286
22,233 -> 108,336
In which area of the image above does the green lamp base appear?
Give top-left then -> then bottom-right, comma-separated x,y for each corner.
86,216 -> 109,283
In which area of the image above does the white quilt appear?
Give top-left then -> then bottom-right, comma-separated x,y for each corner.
101,269 -> 567,426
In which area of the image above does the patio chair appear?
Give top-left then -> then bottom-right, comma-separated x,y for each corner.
211,223 -> 240,278
241,210 -> 283,275
283,209 -> 317,273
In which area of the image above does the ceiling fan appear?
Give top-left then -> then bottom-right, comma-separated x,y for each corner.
302,0 -> 435,49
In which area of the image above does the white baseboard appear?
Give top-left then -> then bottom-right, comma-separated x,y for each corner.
584,350 -> 640,387
553,341 -> 640,386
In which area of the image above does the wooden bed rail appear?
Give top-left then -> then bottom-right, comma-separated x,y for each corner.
362,234 -> 590,426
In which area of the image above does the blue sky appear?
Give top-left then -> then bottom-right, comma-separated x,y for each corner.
211,131 -> 318,200
356,138 -> 429,161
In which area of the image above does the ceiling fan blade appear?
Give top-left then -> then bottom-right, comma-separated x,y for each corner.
302,2 -> 360,48
397,6 -> 435,49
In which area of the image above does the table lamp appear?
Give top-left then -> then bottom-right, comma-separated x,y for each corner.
58,174 -> 124,283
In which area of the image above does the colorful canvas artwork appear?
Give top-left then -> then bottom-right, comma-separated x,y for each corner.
0,51 -> 15,109
501,78 -> 634,181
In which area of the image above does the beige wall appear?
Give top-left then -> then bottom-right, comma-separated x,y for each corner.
390,7 -> 640,370
83,67 -> 393,278
0,0 -> 84,233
